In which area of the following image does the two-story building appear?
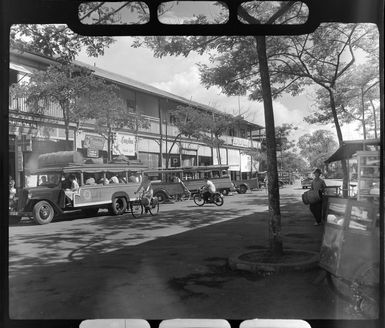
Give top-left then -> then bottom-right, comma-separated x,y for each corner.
9,49 -> 263,188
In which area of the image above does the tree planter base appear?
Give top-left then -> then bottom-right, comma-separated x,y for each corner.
229,249 -> 319,273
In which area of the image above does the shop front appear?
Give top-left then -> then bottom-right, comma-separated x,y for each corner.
319,139 -> 380,316
10,123 -> 74,188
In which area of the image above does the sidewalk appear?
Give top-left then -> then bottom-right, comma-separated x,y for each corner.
9,191 -> 362,320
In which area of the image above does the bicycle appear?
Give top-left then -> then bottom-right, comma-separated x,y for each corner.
130,192 -> 159,218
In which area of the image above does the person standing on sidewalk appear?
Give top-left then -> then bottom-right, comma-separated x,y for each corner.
310,168 -> 326,226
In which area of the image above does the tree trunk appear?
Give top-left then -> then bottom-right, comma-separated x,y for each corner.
107,127 -> 112,162
327,89 -> 349,197
370,99 -> 378,139
361,88 -> 367,139
256,35 -> 283,256
216,142 -> 222,165
61,103 -> 72,151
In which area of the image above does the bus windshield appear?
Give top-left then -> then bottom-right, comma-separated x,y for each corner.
37,172 -> 62,187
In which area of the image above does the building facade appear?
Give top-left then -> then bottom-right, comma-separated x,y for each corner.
9,50 -> 263,188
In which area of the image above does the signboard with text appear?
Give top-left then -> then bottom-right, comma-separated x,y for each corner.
83,134 -> 105,150
113,134 -> 136,156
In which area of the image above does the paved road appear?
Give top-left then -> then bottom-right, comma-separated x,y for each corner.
9,180 -> 334,275
9,187 -> 274,275
9,181 -> 361,320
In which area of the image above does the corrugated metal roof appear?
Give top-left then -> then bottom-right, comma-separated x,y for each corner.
10,49 -> 263,129
74,60 -> 263,129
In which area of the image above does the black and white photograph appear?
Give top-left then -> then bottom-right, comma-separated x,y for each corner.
2,0 -> 383,327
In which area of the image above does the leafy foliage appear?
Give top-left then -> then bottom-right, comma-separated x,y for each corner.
297,130 -> 338,171
10,24 -> 114,63
167,105 -> 242,165
85,82 -> 150,160
10,63 -> 100,146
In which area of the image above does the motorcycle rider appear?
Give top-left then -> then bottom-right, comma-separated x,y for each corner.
203,177 -> 216,202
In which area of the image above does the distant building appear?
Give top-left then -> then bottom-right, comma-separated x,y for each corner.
9,49 -> 263,187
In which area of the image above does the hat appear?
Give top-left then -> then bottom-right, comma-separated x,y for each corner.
313,168 -> 322,174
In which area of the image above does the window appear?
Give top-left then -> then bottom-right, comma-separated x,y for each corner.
38,173 -> 61,187
84,172 -> 104,185
169,113 -> 177,125
126,98 -> 136,112
349,205 -> 372,231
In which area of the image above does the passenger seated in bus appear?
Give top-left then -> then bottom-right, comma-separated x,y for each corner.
99,177 -> 109,184
65,175 -> 79,205
135,173 -> 153,211
109,175 -> 119,184
129,174 -> 139,183
85,177 -> 96,185
40,176 -> 48,185
49,175 -> 59,185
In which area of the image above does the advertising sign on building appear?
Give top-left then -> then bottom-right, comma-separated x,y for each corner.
87,148 -> 99,158
232,137 -> 251,148
113,133 -> 136,156
83,134 -> 105,150
240,153 -> 252,173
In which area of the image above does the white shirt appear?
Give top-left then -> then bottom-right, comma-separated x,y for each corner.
206,180 -> 216,193
71,179 -> 79,191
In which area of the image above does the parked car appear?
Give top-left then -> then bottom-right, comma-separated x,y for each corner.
301,177 -> 313,189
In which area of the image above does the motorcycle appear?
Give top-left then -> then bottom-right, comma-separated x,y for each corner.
193,187 -> 224,206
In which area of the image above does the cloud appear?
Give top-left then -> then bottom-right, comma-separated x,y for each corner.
77,38 -> 365,144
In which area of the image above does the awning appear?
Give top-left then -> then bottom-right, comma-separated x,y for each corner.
325,139 -> 380,163
10,63 -> 34,74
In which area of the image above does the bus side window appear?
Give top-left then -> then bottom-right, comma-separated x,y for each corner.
84,173 -> 97,185
128,173 -> 139,183
117,172 -> 127,184
107,172 -> 119,184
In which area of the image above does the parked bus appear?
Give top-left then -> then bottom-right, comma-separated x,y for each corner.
145,165 -> 235,203
9,151 -> 147,224
181,165 -> 235,196
145,168 -> 189,203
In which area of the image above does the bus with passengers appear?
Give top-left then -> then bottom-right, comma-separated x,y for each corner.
145,165 -> 235,203
9,151 -> 147,224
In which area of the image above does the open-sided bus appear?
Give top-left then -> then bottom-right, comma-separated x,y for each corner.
145,165 -> 235,203
9,151 -> 147,224
145,168 -> 188,203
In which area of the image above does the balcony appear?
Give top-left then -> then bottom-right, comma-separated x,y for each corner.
9,96 -> 63,118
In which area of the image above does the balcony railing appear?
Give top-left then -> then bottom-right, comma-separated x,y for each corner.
9,96 -> 63,118
9,97 -> 259,149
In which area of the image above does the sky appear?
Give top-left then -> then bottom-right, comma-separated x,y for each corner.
76,37 -> 363,146
75,2 -> 367,146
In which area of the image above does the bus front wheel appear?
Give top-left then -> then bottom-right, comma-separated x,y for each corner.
33,201 -> 55,225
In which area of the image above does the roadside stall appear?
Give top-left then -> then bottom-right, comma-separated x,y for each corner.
318,139 -> 381,316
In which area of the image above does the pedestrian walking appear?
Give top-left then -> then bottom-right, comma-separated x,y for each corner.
309,168 -> 326,225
